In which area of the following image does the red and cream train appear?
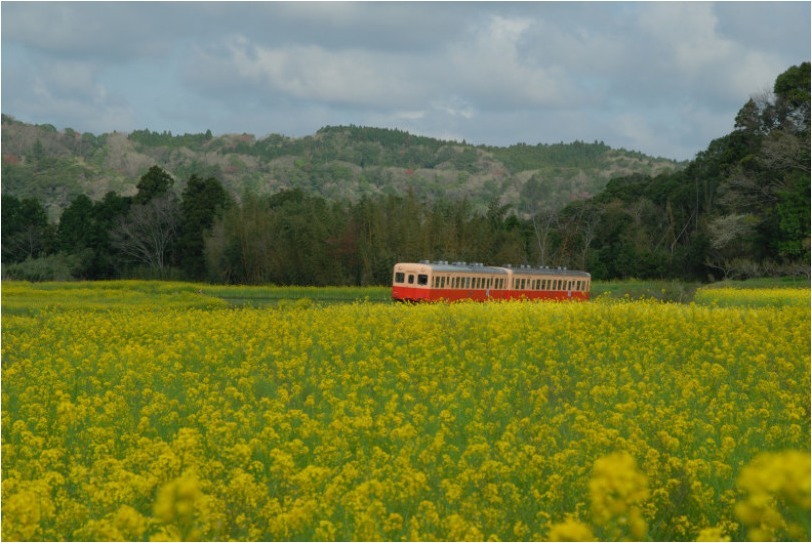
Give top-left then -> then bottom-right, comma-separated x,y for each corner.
391,261 -> 590,302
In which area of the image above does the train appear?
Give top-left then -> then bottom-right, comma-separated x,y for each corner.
391,261 -> 590,302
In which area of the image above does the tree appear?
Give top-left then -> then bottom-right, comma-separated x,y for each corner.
58,195 -> 95,251
772,61 -> 810,133
134,165 -> 174,204
520,174 -> 560,266
110,193 -> 179,277
1,195 -> 55,263
57,192 -> 131,279
178,175 -> 231,279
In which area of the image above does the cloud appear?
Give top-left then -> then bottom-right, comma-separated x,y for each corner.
634,3 -> 786,106
2,2 -> 175,60
444,14 -> 578,109
1,1 -> 808,160
186,35 -> 430,111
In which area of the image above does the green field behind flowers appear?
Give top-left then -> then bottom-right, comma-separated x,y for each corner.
1,280 -> 809,541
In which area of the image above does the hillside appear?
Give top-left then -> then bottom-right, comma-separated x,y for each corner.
1,115 -> 683,219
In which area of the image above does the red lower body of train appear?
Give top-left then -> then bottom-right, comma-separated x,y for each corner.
392,284 -> 589,302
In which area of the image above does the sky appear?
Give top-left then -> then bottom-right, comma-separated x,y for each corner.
2,2 -> 809,161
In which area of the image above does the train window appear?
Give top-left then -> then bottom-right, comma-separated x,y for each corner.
417,274 -> 428,286
408,274 -> 415,284
395,272 -> 405,283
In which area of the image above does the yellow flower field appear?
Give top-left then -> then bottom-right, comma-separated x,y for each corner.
1,282 -> 809,541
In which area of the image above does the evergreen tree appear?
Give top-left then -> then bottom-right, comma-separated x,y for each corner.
134,165 -> 174,204
1,195 -> 55,263
178,175 -> 231,280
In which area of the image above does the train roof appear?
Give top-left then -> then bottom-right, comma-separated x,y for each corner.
510,265 -> 591,278
397,261 -> 590,277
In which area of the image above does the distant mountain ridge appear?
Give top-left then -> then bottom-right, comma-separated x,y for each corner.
1,114 -> 684,219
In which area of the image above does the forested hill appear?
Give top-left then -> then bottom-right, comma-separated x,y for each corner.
1,116 -> 682,218
2,63 -> 807,285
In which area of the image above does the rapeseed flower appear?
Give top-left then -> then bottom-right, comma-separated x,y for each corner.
1,282 -> 808,541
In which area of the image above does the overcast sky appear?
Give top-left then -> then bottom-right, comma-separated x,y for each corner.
2,2 -> 809,161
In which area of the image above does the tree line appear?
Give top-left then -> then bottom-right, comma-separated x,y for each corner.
2,63 -> 808,285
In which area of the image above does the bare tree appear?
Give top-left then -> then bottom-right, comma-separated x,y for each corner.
529,207 -> 557,266
110,194 -> 179,276
704,213 -> 760,279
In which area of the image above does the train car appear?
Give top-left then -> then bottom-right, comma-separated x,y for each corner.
391,261 -> 590,302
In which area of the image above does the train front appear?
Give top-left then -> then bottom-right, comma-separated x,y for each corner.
391,262 -> 434,302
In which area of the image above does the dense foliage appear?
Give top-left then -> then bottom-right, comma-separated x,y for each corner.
1,63 -> 808,284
